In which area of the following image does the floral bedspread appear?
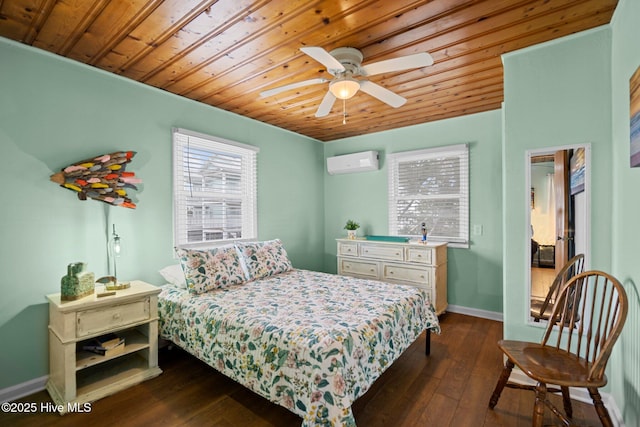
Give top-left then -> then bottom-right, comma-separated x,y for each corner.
158,269 -> 440,427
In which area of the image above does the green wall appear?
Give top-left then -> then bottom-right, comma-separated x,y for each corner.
323,110 -> 504,314
502,26 -> 613,342
0,38 -> 324,390
611,0 -> 640,422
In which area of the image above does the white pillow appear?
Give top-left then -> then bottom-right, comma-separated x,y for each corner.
159,264 -> 187,289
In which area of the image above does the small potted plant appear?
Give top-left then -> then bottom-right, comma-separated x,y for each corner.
344,219 -> 360,240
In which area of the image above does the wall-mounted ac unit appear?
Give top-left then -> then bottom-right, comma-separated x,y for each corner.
326,151 -> 379,175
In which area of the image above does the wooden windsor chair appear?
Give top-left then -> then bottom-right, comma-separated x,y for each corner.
531,254 -> 585,323
489,270 -> 628,427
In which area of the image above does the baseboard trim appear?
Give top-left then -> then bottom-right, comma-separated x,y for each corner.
0,376 -> 47,403
509,369 -> 624,427
446,304 -> 503,322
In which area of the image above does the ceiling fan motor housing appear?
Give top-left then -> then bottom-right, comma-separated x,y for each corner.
328,47 -> 364,76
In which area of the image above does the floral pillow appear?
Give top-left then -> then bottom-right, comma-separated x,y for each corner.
235,239 -> 293,281
176,246 -> 246,294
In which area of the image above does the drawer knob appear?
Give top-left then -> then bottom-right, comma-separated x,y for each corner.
417,254 -> 422,258
113,313 -> 121,320
370,268 -> 375,272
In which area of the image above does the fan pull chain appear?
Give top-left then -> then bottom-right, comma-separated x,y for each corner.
342,98 -> 347,125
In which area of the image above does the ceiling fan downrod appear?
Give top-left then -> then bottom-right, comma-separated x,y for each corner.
342,98 -> 347,125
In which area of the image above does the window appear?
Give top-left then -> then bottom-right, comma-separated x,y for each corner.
388,144 -> 469,247
172,128 -> 258,248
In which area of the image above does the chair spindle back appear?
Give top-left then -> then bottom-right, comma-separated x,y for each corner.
533,254 -> 585,322
541,271 -> 628,382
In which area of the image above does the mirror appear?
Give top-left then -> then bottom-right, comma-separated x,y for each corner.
527,144 -> 590,324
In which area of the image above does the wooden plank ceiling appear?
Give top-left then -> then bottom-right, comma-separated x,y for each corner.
0,0 -> 617,142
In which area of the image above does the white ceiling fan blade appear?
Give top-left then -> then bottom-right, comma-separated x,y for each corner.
360,52 -> 433,76
260,78 -> 329,98
315,91 -> 336,117
300,47 -> 345,73
359,80 -> 406,108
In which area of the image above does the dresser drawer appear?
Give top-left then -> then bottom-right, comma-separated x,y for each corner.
76,298 -> 150,338
337,241 -> 359,257
340,259 -> 379,278
382,264 -> 431,286
406,246 -> 433,264
360,244 -> 404,261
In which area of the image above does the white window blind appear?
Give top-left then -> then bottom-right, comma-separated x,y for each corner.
388,144 -> 469,247
172,128 -> 258,248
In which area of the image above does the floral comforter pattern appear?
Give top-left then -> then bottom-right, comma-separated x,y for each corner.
158,269 -> 439,427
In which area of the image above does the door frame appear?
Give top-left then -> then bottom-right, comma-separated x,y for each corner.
554,149 -> 570,271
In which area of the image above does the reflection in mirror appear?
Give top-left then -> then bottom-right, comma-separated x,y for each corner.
527,145 -> 590,325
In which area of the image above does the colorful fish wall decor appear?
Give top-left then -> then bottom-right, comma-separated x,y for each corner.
50,151 -> 142,209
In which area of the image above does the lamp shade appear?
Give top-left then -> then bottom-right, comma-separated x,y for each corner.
329,77 -> 360,100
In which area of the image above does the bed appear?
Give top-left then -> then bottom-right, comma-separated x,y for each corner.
158,240 -> 440,427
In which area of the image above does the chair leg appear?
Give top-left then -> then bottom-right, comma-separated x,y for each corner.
489,359 -> 514,409
533,382 -> 547,427
588,387 -> 613,427
561,386 -> 572,419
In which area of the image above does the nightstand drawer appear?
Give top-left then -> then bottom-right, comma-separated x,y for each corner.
340,259 -> 379,278
360,244 -> 404,261
406,247 -> 433,264
77,298 -> 150,337
382,264 -> 431,285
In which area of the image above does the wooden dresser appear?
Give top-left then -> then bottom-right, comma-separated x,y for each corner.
337,239 -> 448,315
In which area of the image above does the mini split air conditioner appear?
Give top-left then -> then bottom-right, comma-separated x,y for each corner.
326,151 -> 379,175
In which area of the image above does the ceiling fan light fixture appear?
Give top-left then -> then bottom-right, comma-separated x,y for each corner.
329,77 -> 360,100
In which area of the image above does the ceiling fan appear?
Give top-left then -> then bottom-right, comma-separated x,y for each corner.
259,46 -> 434,118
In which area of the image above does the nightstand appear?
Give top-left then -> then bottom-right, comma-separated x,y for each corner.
46,280 -> 162,413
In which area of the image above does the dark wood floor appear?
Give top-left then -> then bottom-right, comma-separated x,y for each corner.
2,313 -> 602,426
